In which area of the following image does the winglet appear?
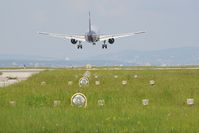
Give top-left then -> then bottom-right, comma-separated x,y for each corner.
38,32 -> 50,35
134,31 -> 146,34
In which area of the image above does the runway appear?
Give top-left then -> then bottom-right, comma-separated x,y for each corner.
0,69 -> 43,88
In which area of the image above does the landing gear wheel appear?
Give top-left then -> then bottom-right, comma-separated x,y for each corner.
77,41 -> 82,49
102,44 -> 107,49
77,45 -> 83,49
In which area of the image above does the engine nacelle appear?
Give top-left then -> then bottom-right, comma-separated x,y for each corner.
108,38 -> 115,44
71,39 -> 78,44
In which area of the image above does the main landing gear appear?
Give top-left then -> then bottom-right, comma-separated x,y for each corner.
102,41 -> 107,49
77,41 -> 82,49
77,44 -> 82,49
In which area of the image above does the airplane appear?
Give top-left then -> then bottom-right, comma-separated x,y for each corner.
39,12 -> 145,49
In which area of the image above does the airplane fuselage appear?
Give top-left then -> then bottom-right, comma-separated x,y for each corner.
85,30 -> 99,43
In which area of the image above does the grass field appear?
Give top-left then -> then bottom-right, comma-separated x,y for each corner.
0,68 -> 199,133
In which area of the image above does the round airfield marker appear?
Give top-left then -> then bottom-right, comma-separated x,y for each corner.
71,93 -> 87,108
79,77 -> 89,87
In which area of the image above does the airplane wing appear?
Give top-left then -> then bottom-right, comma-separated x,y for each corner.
99,31 -> 145,42
38,32 -> 86,42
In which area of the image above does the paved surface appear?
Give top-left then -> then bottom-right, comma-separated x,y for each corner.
0,69 -> 44,88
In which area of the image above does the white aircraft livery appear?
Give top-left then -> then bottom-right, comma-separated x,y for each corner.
39,12 -> 145,49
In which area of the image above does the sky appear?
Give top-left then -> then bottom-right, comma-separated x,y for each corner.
0,0 -> 199,60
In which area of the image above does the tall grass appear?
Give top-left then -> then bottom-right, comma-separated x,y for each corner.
0,69 -> 199,132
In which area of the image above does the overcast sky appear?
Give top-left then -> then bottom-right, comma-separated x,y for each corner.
0,0 -> 199,59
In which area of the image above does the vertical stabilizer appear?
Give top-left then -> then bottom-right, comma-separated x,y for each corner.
89,11 -> 91,32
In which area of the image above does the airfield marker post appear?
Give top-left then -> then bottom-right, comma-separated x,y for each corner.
98,99 -> 105,107
122,80 -> 128,85
187,98 -> 194,106
95,81 -> 100,85
9,101 -> 16,107
68,81 -> 73,86
149,80 -> 155,86
142,99 -> 149,106
53,100 -> 61,107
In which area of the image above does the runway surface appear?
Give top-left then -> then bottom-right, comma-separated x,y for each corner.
0,69 -> 43,87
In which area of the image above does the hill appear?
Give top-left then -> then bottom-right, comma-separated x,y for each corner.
91,47 -> 199,66
1,47 -> 199,67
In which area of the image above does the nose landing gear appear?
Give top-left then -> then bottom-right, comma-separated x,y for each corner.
102,44 -> 107,49
102,41 -> 107,49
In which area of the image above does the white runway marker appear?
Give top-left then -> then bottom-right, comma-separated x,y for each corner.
122,80 -> 127,85
53,100 -> 61,107
134,75 -> 138,78
9,101 -> 16,107
187,98 -> 194,105
41,81 -> 46,86
95,81 -> 100,85
149,80 -> 155,86
142,99 -> 149,106
68,81 -> 73,86
98,99 -> 105,107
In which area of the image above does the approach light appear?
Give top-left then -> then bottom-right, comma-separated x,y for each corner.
71,93 -> 87,108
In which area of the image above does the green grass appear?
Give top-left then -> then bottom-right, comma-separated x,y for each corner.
1,68 -> 199,132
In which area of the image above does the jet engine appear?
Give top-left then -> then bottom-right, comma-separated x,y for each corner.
108,38 -> 115,44
71,39 -> 78,44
